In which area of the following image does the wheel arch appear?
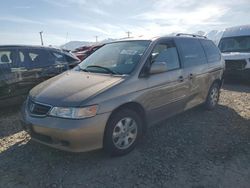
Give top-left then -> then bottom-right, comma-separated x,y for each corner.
213,78 -> 223,88
104,102 -> 147,139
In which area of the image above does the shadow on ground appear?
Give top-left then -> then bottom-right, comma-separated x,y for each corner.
1,104 -> 250,188
0,105 -> 23,139
223,83 -> 250,93
223,77 -> 250,93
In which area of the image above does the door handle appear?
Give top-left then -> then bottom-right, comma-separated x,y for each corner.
178,76 -> 184,82
189,73 -> 193,80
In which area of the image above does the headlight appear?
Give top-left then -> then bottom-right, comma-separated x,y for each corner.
49,105 -> 98,119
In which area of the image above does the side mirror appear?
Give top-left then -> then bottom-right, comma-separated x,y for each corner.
150,62 -> 168,74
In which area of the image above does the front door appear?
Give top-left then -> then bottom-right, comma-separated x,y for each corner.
143,40 -> 190,125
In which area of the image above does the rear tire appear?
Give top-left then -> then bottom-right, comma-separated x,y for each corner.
205,82 -> 220,110
104,109 -> 143,156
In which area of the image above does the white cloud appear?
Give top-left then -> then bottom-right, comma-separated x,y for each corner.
1,0 -> 250,45
13,6 -> 32,9
0,32 -> 40,45
0,16 -> 43,24
48,19 -> 111,35
0,32 -> 68,46
133,4 -> 229,32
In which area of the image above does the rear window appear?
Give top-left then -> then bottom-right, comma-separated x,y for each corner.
177,38 -> 207,67
200,40 -> 221,63
50,51 -> 67,62
50,50 -> 79,64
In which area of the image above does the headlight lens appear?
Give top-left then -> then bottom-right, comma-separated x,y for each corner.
49,105 -> 98,119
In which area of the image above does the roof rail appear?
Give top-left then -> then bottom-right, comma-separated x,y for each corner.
176,33 -> 207,39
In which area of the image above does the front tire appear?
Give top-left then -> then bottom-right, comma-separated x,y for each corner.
205,82 -> 220,110
104,109 -> 143,156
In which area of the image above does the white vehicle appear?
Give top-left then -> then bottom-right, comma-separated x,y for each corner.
218,25 -> 250,80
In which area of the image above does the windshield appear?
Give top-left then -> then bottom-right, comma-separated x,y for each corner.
77,41 -> 151,75
218,36 -> 250,53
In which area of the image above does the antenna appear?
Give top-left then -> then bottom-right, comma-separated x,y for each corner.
39,31 -> 44,46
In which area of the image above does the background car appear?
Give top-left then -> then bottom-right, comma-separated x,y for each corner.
218,25 -> 250,81
0,45 -> 80,107
71,44 -> 104,61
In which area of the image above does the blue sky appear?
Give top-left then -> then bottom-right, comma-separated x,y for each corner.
0,0 -> 250,46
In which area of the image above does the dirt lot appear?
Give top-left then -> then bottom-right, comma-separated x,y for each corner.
0,83 -> 250,188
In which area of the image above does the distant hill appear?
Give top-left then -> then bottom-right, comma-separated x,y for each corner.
205,30 -> 224,45
61,41 -> 94,51
61,38 -> 116,51
194,30 -> 224,45
60,31 -> 225,51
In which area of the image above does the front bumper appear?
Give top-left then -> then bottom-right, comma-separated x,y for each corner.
224,68 -> 250,80
21,104 -> 111,152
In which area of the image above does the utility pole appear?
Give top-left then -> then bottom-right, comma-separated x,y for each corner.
126,31 -> 131,38
39,31 -> 44,46
95,36 -> 98,43
65,32 -> 69,44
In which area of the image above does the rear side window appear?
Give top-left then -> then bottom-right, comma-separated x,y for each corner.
0,49 -> 14,74
200,40 -> 221,63
0,50 -> 11,64
18,48 -> 51,68
178,38 -> 207,67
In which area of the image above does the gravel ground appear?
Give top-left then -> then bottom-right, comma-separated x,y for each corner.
0,83 -> 250,188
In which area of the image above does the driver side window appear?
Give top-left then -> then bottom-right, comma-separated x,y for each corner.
151,41 -> 180,71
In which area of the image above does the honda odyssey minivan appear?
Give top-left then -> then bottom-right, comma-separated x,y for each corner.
21,34 -> 224,156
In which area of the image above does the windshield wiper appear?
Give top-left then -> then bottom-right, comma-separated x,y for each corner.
86,65 -> 120,75
76,66 -> 90,73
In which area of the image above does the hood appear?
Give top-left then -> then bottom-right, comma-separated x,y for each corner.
222,52 -> 250,60
30,71 -> 123,107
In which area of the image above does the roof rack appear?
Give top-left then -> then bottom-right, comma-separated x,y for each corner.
176,33 -> 207,39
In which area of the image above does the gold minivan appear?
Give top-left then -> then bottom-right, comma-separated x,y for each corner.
21,34 -> 225,156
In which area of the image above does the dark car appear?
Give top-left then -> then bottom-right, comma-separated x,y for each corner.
0,45 -> 80,106
72,44 -> 104,61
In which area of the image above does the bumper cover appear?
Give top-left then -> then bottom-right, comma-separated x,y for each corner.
21,104 -> 111,152
224,68 -> 250,79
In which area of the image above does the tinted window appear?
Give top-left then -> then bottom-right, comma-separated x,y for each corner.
0,49 -> 14,74
51,51 -> 66,62
18,48 -> 51,69
178,38 -> 207,67
151,41 -> 180,71
51,51 -> 78,64
0,50 -> 12,64
201,40 -> 221,63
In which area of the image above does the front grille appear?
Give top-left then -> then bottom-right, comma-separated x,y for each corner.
225,60 -> 247,70
28,99 -> 52,116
